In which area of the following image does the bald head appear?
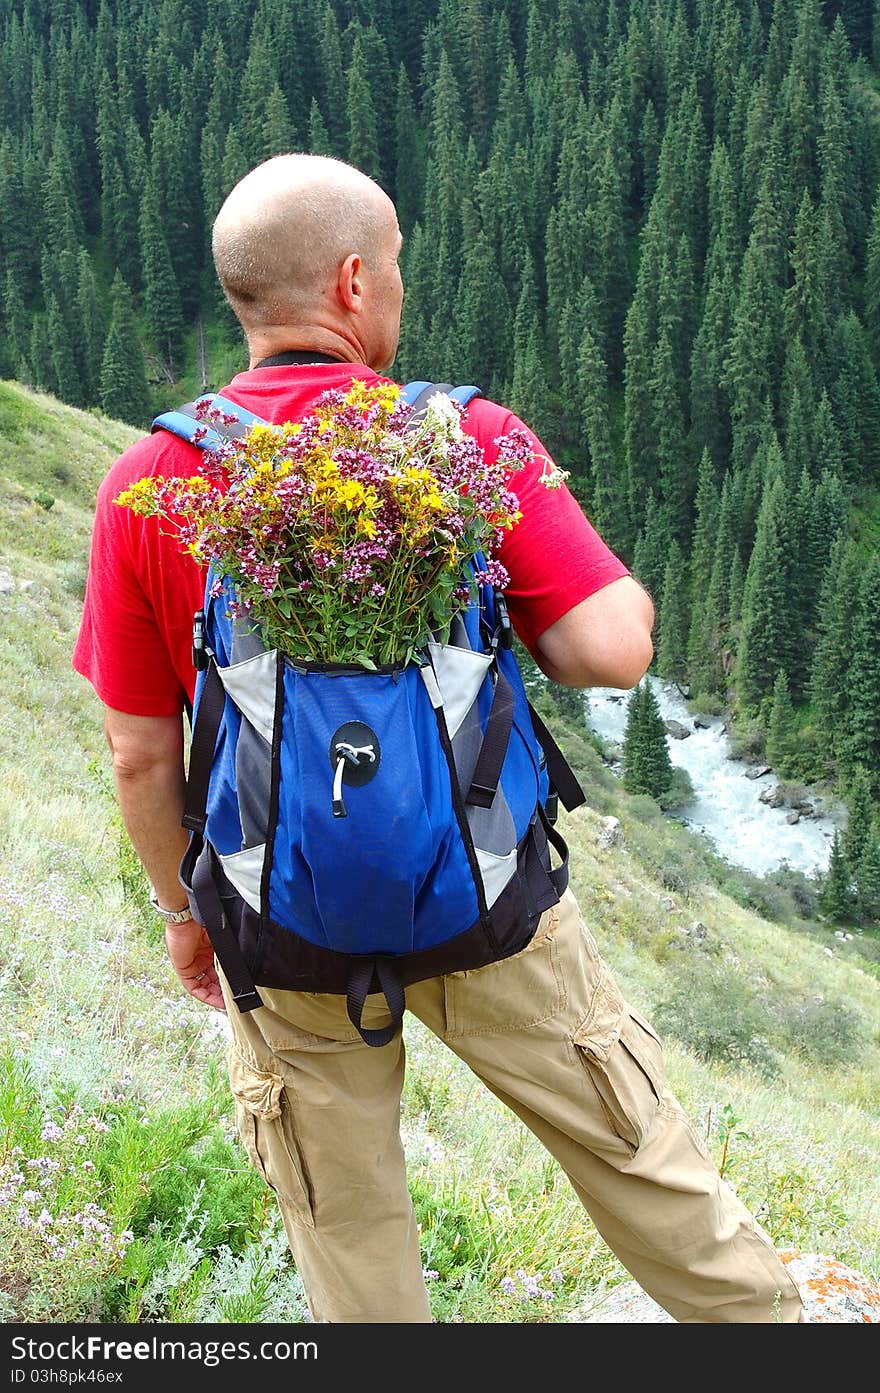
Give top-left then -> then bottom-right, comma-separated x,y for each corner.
212,154 -> 397,331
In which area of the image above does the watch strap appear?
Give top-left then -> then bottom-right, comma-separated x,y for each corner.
149,889 -> 194,924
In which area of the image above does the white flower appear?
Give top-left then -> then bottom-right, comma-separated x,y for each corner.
425,393 -> 465,440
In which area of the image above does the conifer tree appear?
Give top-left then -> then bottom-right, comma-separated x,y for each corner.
783,387 -> 813,489
394,65 -> 422,233
99,272 -> 150,427
689,265 -> 734,472
0,138 -> 30,285
623,295 -> 658,537
75,252 -> 104,405
809,537 -> 860,768
577,323 -> 628,552
783,190 -> 829,373
622,682 -> 674,800
819,830 -> 852,921
2,271 -> 29,378
28,317 -> 54,395
651,324 -> 691,543
686,449 -> 720,693
42,123 -> 83,257
631,493 -> 672,628
262,83 -> 294,159
727,546 -> 745,629
593,99 -> 631,378
866,190 -> 880,365
221,124 -> 250,198
139,178 -> 183,374
638,98 -> 660,213
46,293 -> 82,406
812,389 -> 845,480
307,100 -> 333,158
842,766 -> 875,873
843,554 -> 880,789
831,312 -> 880,484
855,832 -> 880,923
722,232 -> 777,476
452,229 -> 511,399
346,35 -> 381,185
703,137 -> 740,289
735,473 -> 789,712
509,253 -> 551,437
316,3 -> 347,148
656,544 -> 690,685
149,107 -> 202,317
765,670 -> 797,776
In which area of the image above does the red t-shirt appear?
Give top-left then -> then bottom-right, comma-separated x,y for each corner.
73,363 -> 630,716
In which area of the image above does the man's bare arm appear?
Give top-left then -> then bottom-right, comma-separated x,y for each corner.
103,707 -> 224,1011
534,576 -> 655,690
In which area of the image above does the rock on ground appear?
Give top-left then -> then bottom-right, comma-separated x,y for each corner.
567,1252 -> 880,1323
596,816 -> 622,850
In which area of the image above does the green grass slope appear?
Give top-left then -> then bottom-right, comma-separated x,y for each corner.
0,380 -> 877,1322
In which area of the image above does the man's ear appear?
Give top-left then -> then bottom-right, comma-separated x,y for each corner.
338,252 -> 364,313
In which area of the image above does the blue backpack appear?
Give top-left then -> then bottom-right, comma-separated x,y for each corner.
153,380 -> 585,1044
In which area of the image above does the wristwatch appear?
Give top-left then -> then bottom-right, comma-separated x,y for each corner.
149,889 -> 194,925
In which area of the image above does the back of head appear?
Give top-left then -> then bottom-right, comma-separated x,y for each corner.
212,153 -> 390,331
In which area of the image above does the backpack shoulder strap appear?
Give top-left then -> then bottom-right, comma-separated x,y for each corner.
401,380 -> 482,423
151,393 -> 269,451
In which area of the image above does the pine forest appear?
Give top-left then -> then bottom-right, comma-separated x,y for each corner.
2,0 -> 880,920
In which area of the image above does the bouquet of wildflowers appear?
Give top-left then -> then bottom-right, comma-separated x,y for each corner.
117,380 -> 564,668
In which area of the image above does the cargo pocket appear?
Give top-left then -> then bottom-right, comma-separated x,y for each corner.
227,1046 -> 315,1228
572,974 -> 665,1156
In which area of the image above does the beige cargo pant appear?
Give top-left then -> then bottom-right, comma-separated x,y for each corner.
219,886 -> 803,1323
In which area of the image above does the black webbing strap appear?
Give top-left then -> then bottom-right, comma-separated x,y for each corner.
346,958 -> 405,1047
182,662 -> 226,834
190,845 -> 263,1012
538,801 -> 571,897
465,666 -> 515,808
527,700 -> 587,812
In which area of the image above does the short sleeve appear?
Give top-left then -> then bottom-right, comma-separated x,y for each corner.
72,435 -> 206,715
463,403 -> 631,654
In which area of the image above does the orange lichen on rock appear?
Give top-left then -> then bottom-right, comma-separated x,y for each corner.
779,1252 -> 880,1323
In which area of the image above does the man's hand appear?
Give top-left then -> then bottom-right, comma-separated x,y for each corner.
165,917 -> 226,1012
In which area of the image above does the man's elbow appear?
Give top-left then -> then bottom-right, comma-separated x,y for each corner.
576,625 -> 654,690
103,710 -> 185,780
605,627 -> 654,690
538,624 -> 654,690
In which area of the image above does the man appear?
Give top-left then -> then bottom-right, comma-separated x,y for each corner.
74,154 -> 803,1324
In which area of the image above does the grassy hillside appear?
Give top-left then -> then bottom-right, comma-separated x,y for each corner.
1,381 -> 877,1322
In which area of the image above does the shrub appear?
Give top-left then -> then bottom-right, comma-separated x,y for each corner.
727,718 -> 766,762
652,958 -> 866,1077
779,998 -> 864,1065
766,865 -> 820,920
658,766 -> 695,812
687,693 -> 725,717
652,959 -> 782,1075
657,859 -> 693,897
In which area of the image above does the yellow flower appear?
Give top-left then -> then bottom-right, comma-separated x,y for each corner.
113,479 -> 160,514
335,479 -> 369,511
